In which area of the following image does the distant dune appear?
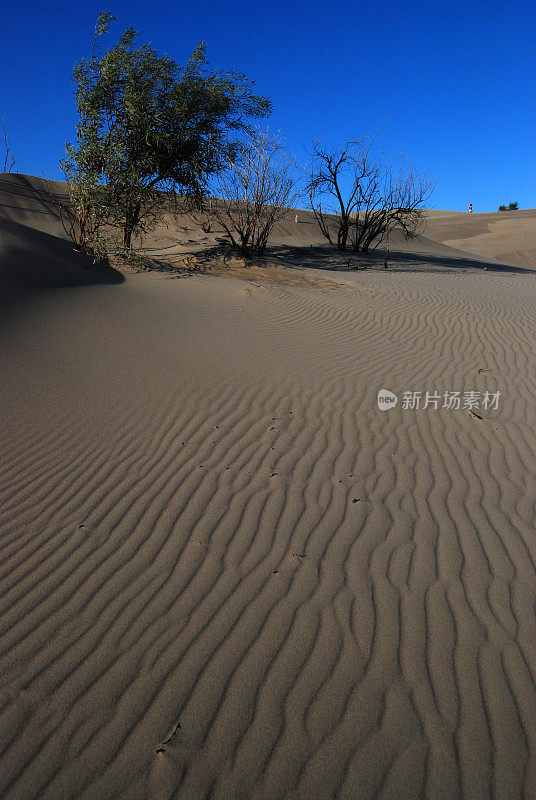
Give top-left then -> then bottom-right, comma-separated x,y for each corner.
1,173 -> 536,799
424,208 -> 536,270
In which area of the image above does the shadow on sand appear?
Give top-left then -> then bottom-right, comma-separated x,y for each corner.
156,241 -> 532,279
266,244 -> 533,275
0,217 -> 124,310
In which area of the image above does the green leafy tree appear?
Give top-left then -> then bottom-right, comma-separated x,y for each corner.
63,13 -> 272,250
61,12 -> 116,249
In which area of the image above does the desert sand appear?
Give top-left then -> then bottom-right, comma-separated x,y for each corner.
1,174 -> 536,799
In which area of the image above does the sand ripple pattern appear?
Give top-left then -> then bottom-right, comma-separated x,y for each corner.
1,270 -> 536,799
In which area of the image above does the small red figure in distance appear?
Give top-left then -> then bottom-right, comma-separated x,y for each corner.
469,204 -> 473,213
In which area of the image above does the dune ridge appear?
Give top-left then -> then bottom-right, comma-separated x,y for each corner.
1,175 -> 536,799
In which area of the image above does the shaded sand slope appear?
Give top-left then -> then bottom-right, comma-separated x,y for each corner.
0,174 -> 70,240
0,216 -> 123,307
0,174 -> 122,307
1,177 -> 536,799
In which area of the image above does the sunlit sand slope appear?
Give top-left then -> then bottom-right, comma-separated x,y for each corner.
425,209 -> 536,270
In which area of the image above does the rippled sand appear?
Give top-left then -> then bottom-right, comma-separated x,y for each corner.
1,175 -> 536,799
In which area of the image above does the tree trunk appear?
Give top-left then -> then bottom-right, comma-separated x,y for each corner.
123,226 -> 133,249
77,206 -> 90,248
338,226 -> 348,252
123,201 -> 141,249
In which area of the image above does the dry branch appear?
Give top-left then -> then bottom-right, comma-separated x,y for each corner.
208,130 -> 301,258
2,120 -> 15,173
307,139 -> 435,255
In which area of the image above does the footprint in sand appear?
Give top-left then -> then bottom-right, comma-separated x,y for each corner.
150,722 -> 197,800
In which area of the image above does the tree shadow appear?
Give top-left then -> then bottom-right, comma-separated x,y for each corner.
263,244 -> 533,275
143,240 -> 533,281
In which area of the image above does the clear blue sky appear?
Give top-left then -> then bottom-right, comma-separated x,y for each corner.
2,0 -> 535,211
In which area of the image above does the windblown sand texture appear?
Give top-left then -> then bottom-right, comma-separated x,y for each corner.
1,174 -> 536,799
425,208 -> 536,271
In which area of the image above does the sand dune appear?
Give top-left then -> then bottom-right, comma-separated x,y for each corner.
0,216 -> 123,308
1,175 -> 536,799
0,174 -> 71,239
425,208 -> 536,270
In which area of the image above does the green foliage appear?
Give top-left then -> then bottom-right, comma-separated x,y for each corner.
498,202 -> 519,211
62,12 -> 272,249
60,13 -> 118,249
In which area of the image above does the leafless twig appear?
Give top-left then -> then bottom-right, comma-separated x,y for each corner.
2,119 -> 15,173
208,130 -> 301,258
307,139 -> 435,255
